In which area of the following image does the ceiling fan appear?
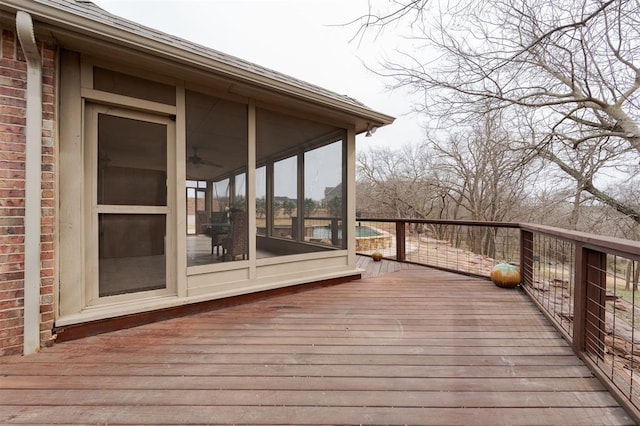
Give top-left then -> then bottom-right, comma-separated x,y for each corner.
187,146 -> 222,168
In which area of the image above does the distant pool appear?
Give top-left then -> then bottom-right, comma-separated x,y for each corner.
311,225 -> 382,239
355,225 -> 392,252
355,225 -> 383,238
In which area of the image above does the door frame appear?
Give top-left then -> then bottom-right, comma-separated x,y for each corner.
83,103 -> 177,307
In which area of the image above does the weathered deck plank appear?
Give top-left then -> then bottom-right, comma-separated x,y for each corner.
0,405 -> 632,425
0,374 -> 612,392
0,258 -> 634,425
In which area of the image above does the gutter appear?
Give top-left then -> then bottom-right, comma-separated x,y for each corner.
16,11 -> 42,355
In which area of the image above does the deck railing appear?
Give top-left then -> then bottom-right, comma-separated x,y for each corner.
356,218 -> 640,417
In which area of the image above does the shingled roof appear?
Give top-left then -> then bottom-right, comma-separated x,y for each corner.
3,0 -> 393,126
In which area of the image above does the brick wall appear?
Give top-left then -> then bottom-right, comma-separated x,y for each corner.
0,29 -> 57,356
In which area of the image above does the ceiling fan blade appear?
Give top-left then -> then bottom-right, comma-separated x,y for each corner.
188,146 -> 222,168
201,159 -> 223,168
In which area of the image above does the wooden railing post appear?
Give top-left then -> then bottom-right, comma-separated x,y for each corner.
396,220 -> 406,262
573,243 -> 586,353
584,248 -> 607,358
291,216 -> 298,240
573,244 -> 607,356
330,218 -> 339,247
520,229 -> 534,287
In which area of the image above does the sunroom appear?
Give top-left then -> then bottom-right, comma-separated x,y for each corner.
47,2 -> 394,327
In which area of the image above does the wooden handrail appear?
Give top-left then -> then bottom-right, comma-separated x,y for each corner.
357,218 -> 640,260
520,223 -> 640,260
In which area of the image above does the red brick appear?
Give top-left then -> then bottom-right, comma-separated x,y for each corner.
0,115 -> 26,126
0,336 -> 23,355
40,251 -> 53,261
0,61 -> 26,74
0,298 -> 23,310
0,262 -> 24,276
40,312 -> 54,324
0,180 -> 24,190
0,345 -> 22,356
0,286 -> 23,296
0,245 -> 23,255
0,317 -> 23,330
40,331 -> 55,347
2,30 -> 16,59
1,189 -> 25,198
0,86 -> 26,99
0,307 -> 22,319
0,253 -> 25,264
0,144 -> 25,155
0,94 -> 26,108
0,148 -> 25,159
42,47 -> 55,60
0,280 -> 23,291
0,235 -> 25,245
0,69 -> 24,80
0,105 -> 26,116
0,209 -> 24,218
0,271 -> 23,282
0,161 -> 25,171
0,325 -> 24,339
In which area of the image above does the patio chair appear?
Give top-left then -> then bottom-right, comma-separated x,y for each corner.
196,211 -> 208,234
222,211 -> 248,261
208,211 -> 229,255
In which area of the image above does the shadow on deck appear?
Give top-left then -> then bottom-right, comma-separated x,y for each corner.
0,256 -> 634,425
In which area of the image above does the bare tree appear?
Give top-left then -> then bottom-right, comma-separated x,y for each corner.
342,0 -> 429,44
357,143 -> 440,218
427,110 -> 541,254
429,111 -> 539,223
357,109 -> 540,255
357,0 -> 640,224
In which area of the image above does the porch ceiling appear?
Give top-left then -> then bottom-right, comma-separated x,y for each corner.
184,91 -> 343,181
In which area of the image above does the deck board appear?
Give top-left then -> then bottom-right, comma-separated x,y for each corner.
0,257 -> 634,425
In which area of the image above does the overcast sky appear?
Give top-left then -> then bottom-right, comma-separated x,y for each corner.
91,0 -> 423,151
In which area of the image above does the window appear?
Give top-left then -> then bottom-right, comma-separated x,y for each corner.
185,91 -> 248,266
304,141 -> 344,247
273,156 -> 298,240
256,107 -> 346,256
256,166 -> 267,237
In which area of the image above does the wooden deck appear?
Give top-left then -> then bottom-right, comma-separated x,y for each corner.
356,254 -> 429,278
0,259 -> 634,425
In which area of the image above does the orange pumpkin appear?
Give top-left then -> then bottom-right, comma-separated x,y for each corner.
371,252 -> 383,261
491,263 -> 521,288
